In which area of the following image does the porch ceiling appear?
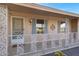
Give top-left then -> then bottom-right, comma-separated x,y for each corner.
7,3 -> 78,19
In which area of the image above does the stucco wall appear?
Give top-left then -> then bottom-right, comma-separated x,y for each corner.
8,11 -> 71,46
70,19 -> 78,32
8,11 -> 70,35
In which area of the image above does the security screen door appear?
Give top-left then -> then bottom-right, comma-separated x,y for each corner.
12,17 -> 24,44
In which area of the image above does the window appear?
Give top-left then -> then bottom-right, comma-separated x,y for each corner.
58,21 -> 66,32
36,19 -> 44,34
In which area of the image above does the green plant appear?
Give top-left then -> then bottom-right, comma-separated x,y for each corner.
54,51 -> 65,56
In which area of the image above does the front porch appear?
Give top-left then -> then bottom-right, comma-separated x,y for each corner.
0,3 -> 79,56
7,4 -> 79,56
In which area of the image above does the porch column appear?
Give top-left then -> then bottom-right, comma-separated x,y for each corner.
0,5 -> 8,55
78,18 -> 79,41
65,18 -> 71,46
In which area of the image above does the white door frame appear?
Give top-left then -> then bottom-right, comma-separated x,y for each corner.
11,16 -> 25,45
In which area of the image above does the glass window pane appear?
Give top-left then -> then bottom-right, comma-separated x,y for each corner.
37,19 -> 44,24
36,19 -> 44,34
59,21 -> 66,32
12,17 -> 23,35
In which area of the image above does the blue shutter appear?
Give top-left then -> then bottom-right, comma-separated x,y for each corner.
32,19 -> 36,34
44,20 -> 48,33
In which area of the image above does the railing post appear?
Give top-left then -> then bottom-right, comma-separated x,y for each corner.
31,34 -> 37,53
16,35 -> 24,55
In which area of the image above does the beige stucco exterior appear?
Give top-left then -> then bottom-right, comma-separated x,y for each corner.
8,11 -> 71,34
8,11 -> 71,43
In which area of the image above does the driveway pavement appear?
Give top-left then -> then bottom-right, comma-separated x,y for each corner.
62,47 -> 79,56
44,47 -> 79,56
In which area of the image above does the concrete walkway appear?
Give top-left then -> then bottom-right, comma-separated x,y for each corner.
44,47 -> 79,56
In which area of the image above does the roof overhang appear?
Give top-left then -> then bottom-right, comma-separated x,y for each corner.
11,3 -> 79,18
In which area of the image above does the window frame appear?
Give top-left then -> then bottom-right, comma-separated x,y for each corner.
36,19 -> 45,34
58,20 -> 67,33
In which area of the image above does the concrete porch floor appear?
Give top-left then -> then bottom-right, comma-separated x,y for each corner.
43,47 -> 79,56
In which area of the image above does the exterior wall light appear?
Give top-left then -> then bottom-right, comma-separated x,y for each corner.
29,19 -> 32,24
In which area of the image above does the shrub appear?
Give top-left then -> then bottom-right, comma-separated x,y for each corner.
54,51 -> 65,56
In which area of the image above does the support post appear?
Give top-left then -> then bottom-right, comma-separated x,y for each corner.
0,5 -> 8,56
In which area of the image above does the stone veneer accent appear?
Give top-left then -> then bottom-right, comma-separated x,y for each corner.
0,5 -> 8,56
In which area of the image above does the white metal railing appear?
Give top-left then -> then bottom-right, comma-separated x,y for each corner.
8,32 -> 79,56
11,35 -> 24,45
